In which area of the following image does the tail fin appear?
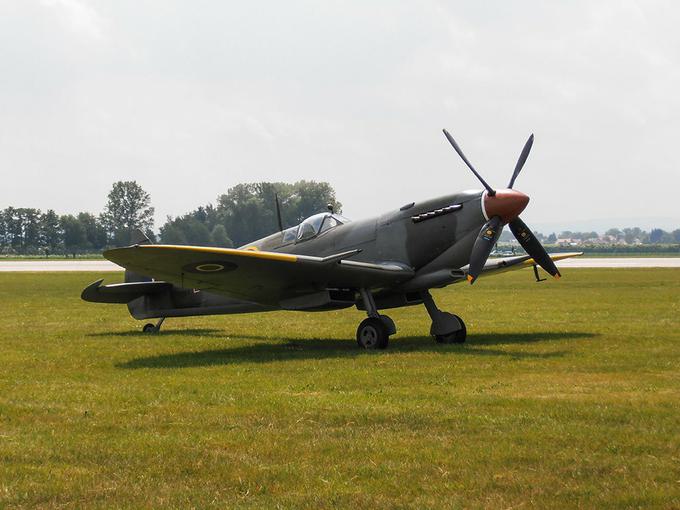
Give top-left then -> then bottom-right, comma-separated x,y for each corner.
126,228 -> 153,283
130,228 -> 152,245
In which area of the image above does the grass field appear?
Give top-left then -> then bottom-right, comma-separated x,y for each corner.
1,269 -> 679,508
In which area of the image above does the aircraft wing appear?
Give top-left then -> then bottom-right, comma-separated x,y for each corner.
473,251 -> 583,279
104,245 -> 414,305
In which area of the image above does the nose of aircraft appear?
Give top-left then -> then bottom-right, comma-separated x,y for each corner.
483,189 -> 529,224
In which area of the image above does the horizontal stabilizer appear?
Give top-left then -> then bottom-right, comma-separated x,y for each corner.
81,279 -> 172,304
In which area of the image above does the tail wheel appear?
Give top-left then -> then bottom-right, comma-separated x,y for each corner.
142,323 -> 156,333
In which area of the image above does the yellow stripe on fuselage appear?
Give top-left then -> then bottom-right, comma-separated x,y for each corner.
139,244 -> 298,262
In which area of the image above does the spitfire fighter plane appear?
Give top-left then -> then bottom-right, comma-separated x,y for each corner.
83,130 -> 580,349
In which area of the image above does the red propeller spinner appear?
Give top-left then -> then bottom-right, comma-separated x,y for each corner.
483,189 -> 529,224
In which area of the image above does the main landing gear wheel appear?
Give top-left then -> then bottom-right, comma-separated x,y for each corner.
356,288 -> 396,350
434,315 -> 467,344
357,317 -> 389,350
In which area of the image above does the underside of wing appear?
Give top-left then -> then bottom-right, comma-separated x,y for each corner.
104,245 -> 414,306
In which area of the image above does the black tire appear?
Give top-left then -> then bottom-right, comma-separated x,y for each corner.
356,317 -> 389,349
434,315 -> 466,344
142,323 -> 156,333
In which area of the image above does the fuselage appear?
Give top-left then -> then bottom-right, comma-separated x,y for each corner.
241,189 -> 488,275
124,188 -> 531,319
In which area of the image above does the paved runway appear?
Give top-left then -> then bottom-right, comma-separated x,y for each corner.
1,257 -> 680,272
0,260 -> 123,272
556,257 -> 680,268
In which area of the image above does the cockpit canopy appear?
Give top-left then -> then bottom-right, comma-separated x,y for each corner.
281,212 -> 349,244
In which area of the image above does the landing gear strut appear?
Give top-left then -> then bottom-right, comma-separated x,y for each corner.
421,291 -> 466,343
356,288 -> 395,349
142,317 -> 165,334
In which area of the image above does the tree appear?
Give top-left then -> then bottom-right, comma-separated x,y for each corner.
160,216 -> 212,245
61,215 -> 86,256
217,183 -> 277,246
21,208 -> 42,253
78,212 -> 108,250
40,209 -> 62,255
159,221 -> 187,245
547,233 -> 557,243
660,231 -> 675,244
215,181 -> 341,246
182,217 -> 212,246
3,207 -> 21,252
649,228 -> 665,244
191,205 -> 219,229
101,181 -> 154,247
211,224 -> 233,247
0,209 -> 9,253
289,180 -> 342,223
623,227 -> 642,244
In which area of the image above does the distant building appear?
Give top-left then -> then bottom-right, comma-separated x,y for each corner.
556,238 -> 581,247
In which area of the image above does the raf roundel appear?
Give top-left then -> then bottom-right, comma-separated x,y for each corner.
181,261 -> 238,274
196,263 -> 225,272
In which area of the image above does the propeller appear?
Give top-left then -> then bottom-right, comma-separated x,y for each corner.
467,216 -> 503,283
443,129 -> 496,196
442,129 -> 559,284
509,218 -> 560,278
508,134 -> 534,189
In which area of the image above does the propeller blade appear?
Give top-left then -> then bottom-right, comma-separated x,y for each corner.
509,217 -> 561,278
442,129 -> 496,196
467,216 -> 503,284
508,134 -> 534,189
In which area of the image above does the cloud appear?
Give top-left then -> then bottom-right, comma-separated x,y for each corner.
41,0 -> 105,41
1,1 -> 679,226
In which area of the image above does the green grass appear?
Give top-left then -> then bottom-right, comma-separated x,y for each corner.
0,269 -> 679,509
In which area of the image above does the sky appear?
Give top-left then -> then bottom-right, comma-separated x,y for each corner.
1,0 -> 679,233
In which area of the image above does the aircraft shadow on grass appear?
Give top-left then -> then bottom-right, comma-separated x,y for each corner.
89,328 -> 224,338
115,331 -> 597,370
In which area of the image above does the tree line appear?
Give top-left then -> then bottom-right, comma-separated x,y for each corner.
499,227 -> 680,245
0,181 -> 153,256
0,180 -> 340,256
538,228 -> 680,245
9,179 -> 673,257
160,181 -> 341,248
